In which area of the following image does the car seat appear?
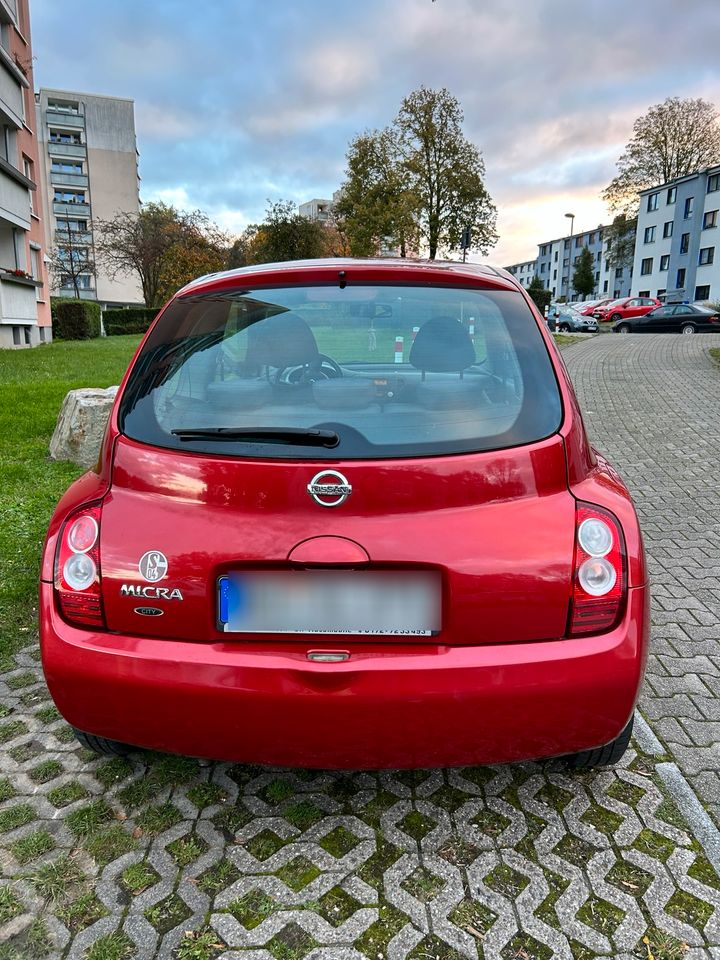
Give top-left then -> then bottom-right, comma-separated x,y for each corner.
409,316 -> 480,409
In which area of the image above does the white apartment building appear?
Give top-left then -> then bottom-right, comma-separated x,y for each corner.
36,88 -> 143,306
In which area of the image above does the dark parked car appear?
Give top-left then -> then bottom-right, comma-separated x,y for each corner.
613,303 -> 720,334
550,305 -> 598,333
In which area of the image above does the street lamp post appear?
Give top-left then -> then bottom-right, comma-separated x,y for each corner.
564,212 -> 575,300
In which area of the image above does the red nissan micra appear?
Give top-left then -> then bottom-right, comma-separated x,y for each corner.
40,259 -> 649,769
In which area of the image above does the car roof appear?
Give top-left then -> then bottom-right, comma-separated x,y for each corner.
178,258 -> 521,297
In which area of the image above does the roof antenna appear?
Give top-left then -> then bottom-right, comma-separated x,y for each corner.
338,270 -> 347,289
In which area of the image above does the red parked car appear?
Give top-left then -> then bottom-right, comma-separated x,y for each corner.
593,296 -> 661,322
40,259 -> 649,770
578,298 -> 612,316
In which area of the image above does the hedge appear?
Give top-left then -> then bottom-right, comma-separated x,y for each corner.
103,307 -> 157,336
51,299 -> 102,340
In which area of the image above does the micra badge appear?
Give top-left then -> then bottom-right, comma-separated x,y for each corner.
120,584 -> 184,600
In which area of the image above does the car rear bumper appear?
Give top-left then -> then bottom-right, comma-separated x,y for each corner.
40,583 -> 649,769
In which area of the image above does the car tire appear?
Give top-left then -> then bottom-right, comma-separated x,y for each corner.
73,728 -> 134,756
681,323 -> 696,335
564,714 -> 634,770
610,313 -> 622,323
617,324 -> 631,334
559,323 -> 571,333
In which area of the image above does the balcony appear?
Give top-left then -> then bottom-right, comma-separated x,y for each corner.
0,57 -> 24,127
47,141 -> 86,159
46,110 -> 85,129
0,273 -> 39,322
50,171 -> 89,188
56,231 -> 92,246
53,201 -> 90,217
0,169 -> 30,229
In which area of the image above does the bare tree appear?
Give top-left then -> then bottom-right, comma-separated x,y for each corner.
49,221 -> 96,298
604,97 -> 720,214
96,202 -> 229,308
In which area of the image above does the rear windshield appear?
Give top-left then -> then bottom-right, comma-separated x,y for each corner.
119,284 -> 562,459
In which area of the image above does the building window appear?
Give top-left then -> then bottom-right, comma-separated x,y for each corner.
22,156 -> 34,213
51,160 -> 83,174
703,210 -> 718,229
676,268 -> 686,289
605,260 -> 610,272
603,279 -> 608,292
647,192 -> 659,212
39,327 -> 46,342
540,263 -> 546,273
49,129 -> 82,145
47,100 -> 80,114
575,236 -> 583,248
30,247 -> 40,279
663,221 -> 673,238
554,251 -> 558,262
12,326 -> 20,346
657,289 -> 666,300
684,197 -> 694,218
563,257 -> 569,267
695,285 -> 711,300
563,239 -> 570,250
680,233 -> 690,254
23,327 -> 31,345
638,290 -> 650,298
594,271 -> 599,282
659,255 -> 670,271
588,232 -> 595,244
667,187 -> 677,204
615,267 -> 623,278
707,174 -> 720,193
596,251 -> 601,261
553,269 -> 557,280
644,226 -> 656,243
640,258 -> 653,275
53,189 -> 86,204
699,246 -> 715,265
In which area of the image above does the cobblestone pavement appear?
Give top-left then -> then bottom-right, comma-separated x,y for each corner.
563,333 -> 720,828
1,335 -> 720,959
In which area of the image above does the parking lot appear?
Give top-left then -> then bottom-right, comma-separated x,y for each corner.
1,333 -> 720,959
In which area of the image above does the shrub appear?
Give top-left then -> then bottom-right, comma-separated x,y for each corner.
51,299 -> 101,340
526,275 -> 552,314
103,307 -> 157,337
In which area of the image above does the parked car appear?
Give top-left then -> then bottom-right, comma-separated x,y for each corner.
40,259 -> 648,770
593,296 -> 661,321
550,305 -> 599,333
579,298 -> 612,316
613,303 -> 720,334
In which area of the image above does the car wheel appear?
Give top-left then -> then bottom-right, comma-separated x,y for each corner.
681,323 -> 696,335
559,323 -> 571,333
72,728 -> 134,756
610,313 -> 622,323
564,714 -> 634,770
617,324 -> 631,334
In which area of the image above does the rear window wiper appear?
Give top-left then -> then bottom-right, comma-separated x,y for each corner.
171,426 -> 340,448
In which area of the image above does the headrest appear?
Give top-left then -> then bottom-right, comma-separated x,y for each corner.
409,316 -> 476,372
245,311 -> 319,369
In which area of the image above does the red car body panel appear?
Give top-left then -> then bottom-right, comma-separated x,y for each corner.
39,258 -> 649,768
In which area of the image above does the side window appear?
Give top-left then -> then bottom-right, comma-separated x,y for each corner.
674,306 -> 692,315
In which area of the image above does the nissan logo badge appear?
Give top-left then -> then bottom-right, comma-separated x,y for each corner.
307,470 -> 352,507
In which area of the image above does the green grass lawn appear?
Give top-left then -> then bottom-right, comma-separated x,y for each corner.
0,336 -> 141,666
710,347 -> 720,368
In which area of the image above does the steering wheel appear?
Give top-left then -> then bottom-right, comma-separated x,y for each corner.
276,354 -> 342,385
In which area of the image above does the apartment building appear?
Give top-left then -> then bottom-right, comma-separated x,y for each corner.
0,0 -> 51,349
299,197 -> 333,222
632,165 -> 720,303
36,88 -> 143,306
506,224 -> 633,302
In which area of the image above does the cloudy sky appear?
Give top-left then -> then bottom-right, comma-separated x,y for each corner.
30,0 -> 720,266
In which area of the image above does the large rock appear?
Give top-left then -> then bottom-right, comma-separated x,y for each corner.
49,387 -> 119,468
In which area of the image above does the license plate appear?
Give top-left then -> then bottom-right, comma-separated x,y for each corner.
218,571 -> 441,636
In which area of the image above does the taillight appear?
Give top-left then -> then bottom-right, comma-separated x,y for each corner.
569,503 -> 626,636
54,504 -> 105,629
